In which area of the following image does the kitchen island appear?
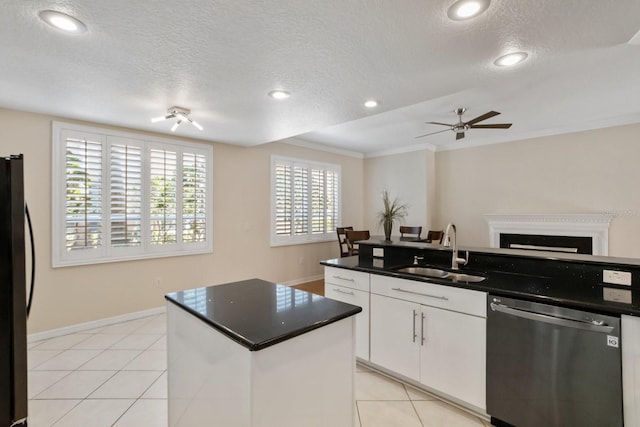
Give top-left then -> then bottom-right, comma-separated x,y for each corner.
165,278 -> 361,427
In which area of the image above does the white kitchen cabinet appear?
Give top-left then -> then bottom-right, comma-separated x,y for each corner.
324,267 -> 370,360
419,304 -> 486,409
370,274 -> 486,410
370,294 -> 421,380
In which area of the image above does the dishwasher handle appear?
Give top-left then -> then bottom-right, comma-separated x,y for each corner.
490,303 -> 615,334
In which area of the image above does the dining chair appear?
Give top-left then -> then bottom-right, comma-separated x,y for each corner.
336,226 -> 354,257
426,230 -> 444,244
399,226 -> 422,241
345,230 -> 370,256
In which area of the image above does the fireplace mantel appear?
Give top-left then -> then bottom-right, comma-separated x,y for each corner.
484,213 -> 614,256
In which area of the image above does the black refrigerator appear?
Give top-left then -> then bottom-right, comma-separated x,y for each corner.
0,155 -> 28,427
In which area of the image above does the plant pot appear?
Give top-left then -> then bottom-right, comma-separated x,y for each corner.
383,219 -> 393,241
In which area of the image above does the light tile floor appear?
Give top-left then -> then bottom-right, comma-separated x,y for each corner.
28,313 -> 492,427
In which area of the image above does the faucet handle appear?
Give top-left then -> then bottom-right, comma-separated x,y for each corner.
455,251 -> 469,267
413,256 -> 424,265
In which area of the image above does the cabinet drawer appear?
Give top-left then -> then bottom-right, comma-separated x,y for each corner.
371,275 -> 486,318
324,267 -> 370,292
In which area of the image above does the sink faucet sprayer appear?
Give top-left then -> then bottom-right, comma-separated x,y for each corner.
442,223 -> 468,270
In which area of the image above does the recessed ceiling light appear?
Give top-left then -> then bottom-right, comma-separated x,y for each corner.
268,90 -> 291,100
364,100 -> 379,108
38,10 -> 87,34
494,52 -> 529,67
447,0 -> 490,21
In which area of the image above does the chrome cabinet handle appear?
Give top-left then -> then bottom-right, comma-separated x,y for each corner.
333,275 -> 355,282
391,287 -> 449,301
333,288 -> 355,296
421,312 -> 426,346
412,309 -> 417,342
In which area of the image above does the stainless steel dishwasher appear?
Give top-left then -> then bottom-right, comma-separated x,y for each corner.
486,295 -> 623,427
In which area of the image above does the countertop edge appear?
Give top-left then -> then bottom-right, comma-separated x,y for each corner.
165,293 -> 362,351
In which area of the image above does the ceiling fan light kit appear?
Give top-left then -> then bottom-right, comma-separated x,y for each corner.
416,107 -> 512,141
151,106 -> 203,132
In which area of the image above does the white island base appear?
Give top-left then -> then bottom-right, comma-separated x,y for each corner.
167,303 -> 356,427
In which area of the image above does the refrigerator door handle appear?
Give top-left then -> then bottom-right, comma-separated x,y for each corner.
490,303 -> 615,334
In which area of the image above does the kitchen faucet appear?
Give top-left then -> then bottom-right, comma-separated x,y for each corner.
442,223 -> 468,270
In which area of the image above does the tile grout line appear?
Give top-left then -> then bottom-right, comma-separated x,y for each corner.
402,384 -> 424,427
28,315 -> 167,426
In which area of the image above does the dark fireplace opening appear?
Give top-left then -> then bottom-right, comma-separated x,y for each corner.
499,233 -> 593,255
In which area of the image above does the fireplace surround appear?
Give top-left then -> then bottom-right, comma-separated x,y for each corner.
484,213 -> 614,256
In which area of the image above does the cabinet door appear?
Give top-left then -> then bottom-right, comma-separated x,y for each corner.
370,294 -> 420,381
325,284 -> 370,360
419,305 -> 486,410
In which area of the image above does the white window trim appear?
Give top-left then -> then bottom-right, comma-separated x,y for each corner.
270,155 -> 341,247
51,121 -> 213,267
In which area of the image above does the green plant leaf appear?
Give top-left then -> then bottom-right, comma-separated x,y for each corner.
377,190 -> 408,227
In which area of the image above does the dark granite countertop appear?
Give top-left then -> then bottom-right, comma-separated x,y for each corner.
165,278 -> 362,351
321,255 -> 640,317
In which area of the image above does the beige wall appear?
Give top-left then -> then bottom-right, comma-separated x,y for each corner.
0,109 -> 363,333
434,123 -> 640,258
363,150 -> 431,236
4,103 -> 638,334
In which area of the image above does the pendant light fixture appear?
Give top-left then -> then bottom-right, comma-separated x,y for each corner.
151,106 -> 203,132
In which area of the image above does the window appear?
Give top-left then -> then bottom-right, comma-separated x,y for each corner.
271,156 -> 340,246
52,122 -> 213,267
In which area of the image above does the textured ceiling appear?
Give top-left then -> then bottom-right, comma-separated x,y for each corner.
1,1 -> 639,155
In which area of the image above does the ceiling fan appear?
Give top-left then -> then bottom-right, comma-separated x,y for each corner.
416,108 -> 512,141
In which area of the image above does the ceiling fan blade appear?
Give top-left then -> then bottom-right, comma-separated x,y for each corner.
415,129 -> 451,139
465,111 -> 500,126
456,132 -> 465,140
426,121 -> 455,127
470,123 -> 512,129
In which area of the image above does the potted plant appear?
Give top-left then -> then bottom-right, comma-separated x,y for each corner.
377,190 -> 407,241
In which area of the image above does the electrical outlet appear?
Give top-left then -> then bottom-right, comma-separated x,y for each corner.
154,277 -> 162,288
603,287 -> 632,303
373,248 -> 384,258
603,270 -> 631,286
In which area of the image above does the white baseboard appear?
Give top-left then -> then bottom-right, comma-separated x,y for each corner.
281,274 -> 323,287
28,306 -> 166,343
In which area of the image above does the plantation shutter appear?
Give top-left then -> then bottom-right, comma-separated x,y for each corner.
182,152 -> 207,243
326,169 -> 339,233
311,168 -> 325,234
149,148 -> 178,245
53,122 -> 213,267
271,156 -> 341,246
293,165 -> 309,235
274,163 -> 292,236
110,142 -> 142,248
64,131 -> 104,252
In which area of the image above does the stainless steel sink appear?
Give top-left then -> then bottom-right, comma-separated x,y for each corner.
395,266 -> 486,283
396,267 -> 449,277
444,272 -> 486,283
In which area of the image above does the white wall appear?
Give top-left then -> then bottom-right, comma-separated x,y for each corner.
434,123 -> 640,258
363,150 -> 432,237
0,108 -> 364,333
